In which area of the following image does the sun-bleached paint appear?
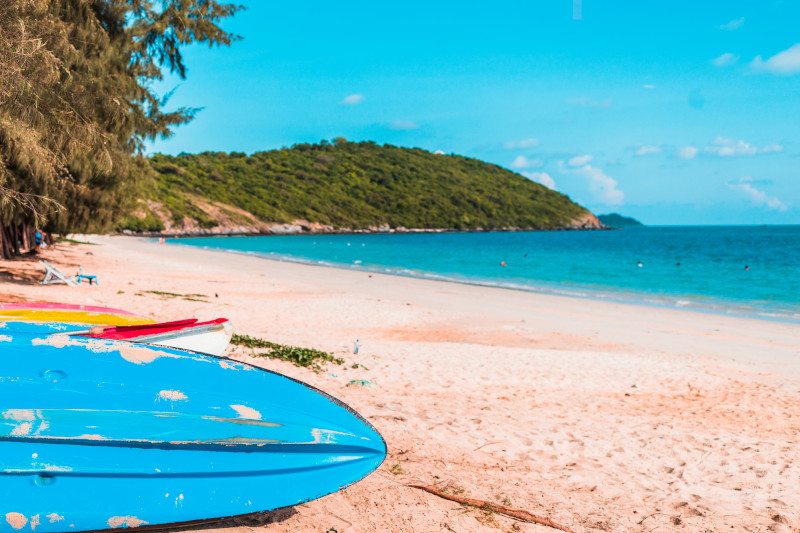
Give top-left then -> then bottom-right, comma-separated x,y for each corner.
5,513 -> 27,530
10,422 -> 32,436
75,434 -> 104,441
107,516 -> 148,528
3,409 -> 36,422
118,345 -> 161,365
40,463 -> 73,472
158,390 -> 188,401
30,336 -> 175,365
230,405 -> 262,420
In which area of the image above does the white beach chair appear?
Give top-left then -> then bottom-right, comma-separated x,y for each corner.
40,261 -> 79,287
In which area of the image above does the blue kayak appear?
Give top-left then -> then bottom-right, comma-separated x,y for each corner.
0,333 -> 385,532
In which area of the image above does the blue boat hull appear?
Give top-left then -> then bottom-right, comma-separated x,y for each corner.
0,334 -> 386,532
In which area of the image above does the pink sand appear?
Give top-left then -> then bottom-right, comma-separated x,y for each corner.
2,235 -> 798,532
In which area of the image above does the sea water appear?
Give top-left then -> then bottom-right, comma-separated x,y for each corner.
168,226 -> 800,323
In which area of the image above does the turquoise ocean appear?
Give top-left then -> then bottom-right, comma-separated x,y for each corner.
168,226 -> 800,323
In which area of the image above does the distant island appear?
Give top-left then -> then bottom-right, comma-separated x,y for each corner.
597,213 -> 643,227
121,140 -> 602,234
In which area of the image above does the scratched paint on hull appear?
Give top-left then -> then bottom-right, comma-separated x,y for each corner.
0,334 -> 386,533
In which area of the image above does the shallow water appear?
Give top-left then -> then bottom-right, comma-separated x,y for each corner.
168,226 -> 800,323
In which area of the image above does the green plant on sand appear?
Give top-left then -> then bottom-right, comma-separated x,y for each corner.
231,334 -> 344,371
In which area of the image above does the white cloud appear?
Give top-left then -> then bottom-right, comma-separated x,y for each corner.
712,53 -> 739,67
676,146 -> 699,160
718,142 -> 756,156
705,137 -> 757,156
759,144 -> 784,154
718,17 -> 745,31
568,154 -> 593,167
559,160 -> 624,206
509,155 -> 543,169
643,84 -> 656,89
434,150 -> 445,155
750,43 -> 800,75
388,120 -> 420,131
704,137 -> 783,157
522,171 -> 556,190
635,145 -> 662,156
503,138 -> 540,149
566,97 -> 613,108
339,94 -> 364,106
730,177 -> 788,211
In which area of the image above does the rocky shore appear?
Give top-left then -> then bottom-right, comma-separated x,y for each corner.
120,212 -> 607,238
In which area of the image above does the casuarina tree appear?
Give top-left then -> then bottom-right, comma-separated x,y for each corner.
0,0 -> 241,255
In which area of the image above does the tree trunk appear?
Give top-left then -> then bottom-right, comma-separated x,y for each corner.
0,223 -> 47,258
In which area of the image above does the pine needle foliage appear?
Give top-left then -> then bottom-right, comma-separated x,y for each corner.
0,0 -> 242,233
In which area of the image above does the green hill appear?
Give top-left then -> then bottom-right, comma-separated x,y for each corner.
597,213 -> 643,227
121,140 -> 601,233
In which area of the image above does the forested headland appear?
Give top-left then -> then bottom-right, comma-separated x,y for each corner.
597,213 -> 643,227
122,141 -> 602,234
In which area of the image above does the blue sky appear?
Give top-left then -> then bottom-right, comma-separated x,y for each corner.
149,0 -> 800,225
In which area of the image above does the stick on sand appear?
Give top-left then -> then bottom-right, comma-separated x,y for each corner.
410,484 -> 575,532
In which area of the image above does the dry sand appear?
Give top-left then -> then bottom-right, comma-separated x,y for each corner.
2,236 -> 799,533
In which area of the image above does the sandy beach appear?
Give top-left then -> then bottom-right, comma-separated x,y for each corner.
2,236 -> 798,533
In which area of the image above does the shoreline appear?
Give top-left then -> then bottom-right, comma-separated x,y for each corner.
114,222 -> 800,240
2,235 -> 799,532
165,236 -> 800,326
129,235 -> 799,380
116,224 -> 612,239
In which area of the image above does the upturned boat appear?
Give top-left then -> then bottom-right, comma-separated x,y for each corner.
0,334 -> 386,532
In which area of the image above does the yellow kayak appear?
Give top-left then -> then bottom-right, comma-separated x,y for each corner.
0,304 -> 153,326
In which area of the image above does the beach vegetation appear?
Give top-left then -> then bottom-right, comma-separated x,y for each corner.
0,0 -> 241,255
136,290 -> 210,303
55,237 -> 97,246
231,333 -> 344,371
118,208 -> 166,233
124,142 -> 597,232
